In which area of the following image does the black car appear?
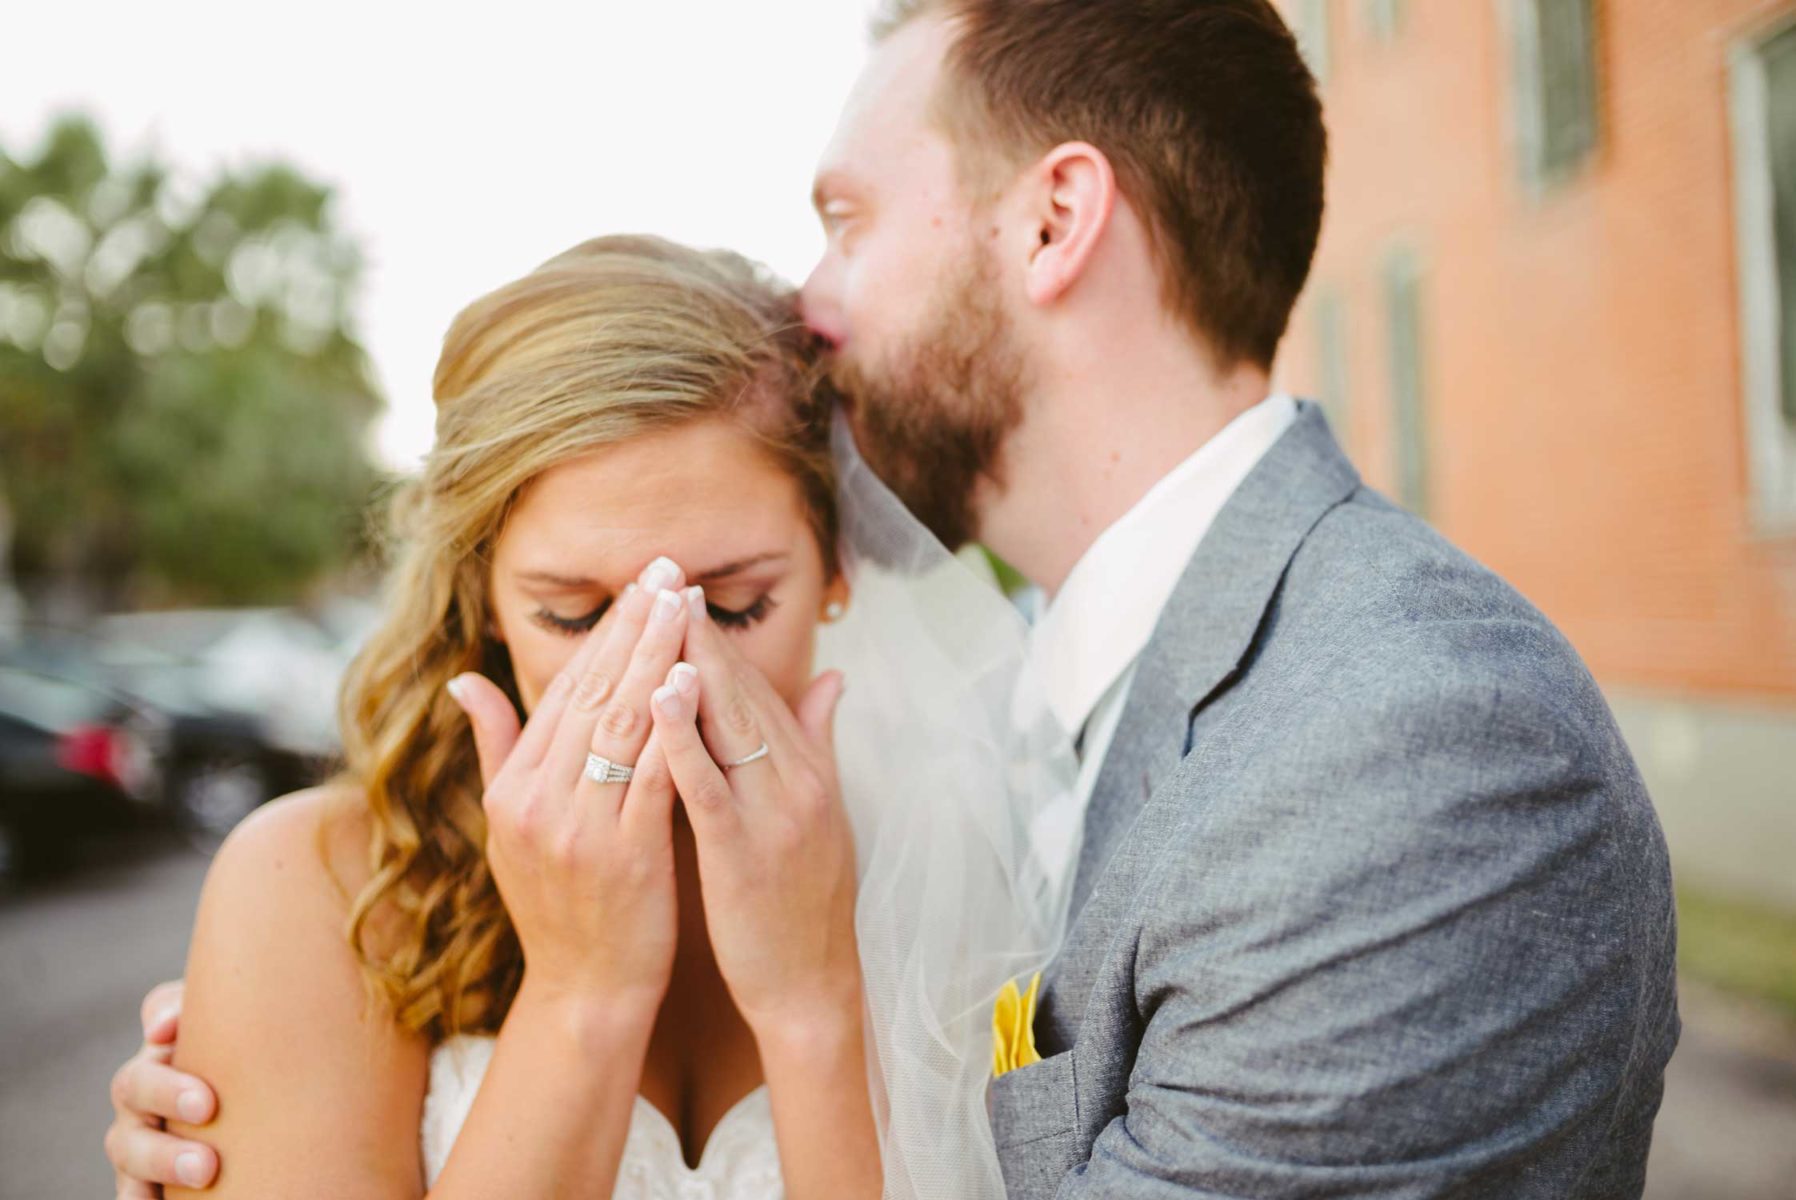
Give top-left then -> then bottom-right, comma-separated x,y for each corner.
0,664 -> 169,879
3,625 -> 329,854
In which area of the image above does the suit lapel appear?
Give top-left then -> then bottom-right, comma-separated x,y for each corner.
1066,402 -> 1363,921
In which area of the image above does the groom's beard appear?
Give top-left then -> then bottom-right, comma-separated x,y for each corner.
825,248 -> 1026,552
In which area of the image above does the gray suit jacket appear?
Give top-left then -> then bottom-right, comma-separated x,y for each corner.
989,403 -> 1679,1199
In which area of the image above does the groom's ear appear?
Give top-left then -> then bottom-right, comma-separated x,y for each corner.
1021,141 -> 1117,308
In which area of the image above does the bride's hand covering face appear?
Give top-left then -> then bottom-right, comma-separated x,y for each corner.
339,234 -> 846,1041
464,563 -> 693,1023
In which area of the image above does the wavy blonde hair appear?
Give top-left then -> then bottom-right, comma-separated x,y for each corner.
335,235 -> 835,1041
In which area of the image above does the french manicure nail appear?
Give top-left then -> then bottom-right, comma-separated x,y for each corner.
445,677 -> 467,704
653,684 -> 682,716
642,556 -> 680,593
177,1089 -> 210,1123
175,1151 -> 209,1187
671,662 -> 698,696
686,586 -> 707,620
652,588 -> 682,624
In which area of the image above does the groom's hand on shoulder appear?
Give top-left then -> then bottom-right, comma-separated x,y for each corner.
105,980 -> 220,1196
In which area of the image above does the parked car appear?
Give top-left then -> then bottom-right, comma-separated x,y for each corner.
0,663 -> 169,880
0,616 -> 351,863
93,606 -> 375,847
80,639 -> 313,848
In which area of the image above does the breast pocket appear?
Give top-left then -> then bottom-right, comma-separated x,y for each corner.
988,1048 -> 1081,1199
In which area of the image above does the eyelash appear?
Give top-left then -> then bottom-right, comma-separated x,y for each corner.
529,594 -> 779,638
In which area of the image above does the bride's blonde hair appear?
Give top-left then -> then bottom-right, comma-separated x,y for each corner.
336,235 -> 835,1040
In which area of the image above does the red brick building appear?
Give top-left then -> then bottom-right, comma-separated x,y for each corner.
1273,0 -> 1796,906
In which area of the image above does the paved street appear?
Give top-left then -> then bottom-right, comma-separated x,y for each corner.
0,833 -> 207,1200
1,832 -> 1793,1199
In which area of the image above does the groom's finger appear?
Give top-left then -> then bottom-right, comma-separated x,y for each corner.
139,980 -> 184,1045
111,1052 -> 214,1127
650,666 -> 739,829
103,1121 -> 217,1192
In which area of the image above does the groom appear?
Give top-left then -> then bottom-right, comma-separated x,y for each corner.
107,2 -> 1678,1197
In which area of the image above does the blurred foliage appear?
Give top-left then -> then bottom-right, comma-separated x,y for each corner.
1678,887 -> 1796,1023
0,114 -> 383,610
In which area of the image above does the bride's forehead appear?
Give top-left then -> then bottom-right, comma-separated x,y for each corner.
518,423 -> 793,513
498,427 -> 809,574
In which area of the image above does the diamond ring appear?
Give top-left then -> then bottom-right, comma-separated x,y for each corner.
583,754 -> 635,786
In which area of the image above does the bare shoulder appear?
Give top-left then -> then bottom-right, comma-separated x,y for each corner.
204,781 -> 372,903
175,780 -> 395,1045
167,782 -> 428,1196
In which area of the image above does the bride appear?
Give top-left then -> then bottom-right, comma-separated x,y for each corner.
131,235 -> 1075,1199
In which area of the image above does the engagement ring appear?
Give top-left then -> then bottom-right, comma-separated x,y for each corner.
583,754 -> 635,785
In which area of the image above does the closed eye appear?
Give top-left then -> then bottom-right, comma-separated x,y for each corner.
530,602 -> 609,637
707,594 -> 778,631
530,594 -> 778,638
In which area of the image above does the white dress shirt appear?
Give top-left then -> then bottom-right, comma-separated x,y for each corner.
1031,394 -> 1299,814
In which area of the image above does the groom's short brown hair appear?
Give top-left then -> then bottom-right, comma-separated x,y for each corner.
876,0 -> 1326,371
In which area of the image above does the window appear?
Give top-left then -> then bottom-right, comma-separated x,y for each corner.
1730,16 -> 1796,528
1383,248 -> 1430,517
1295,0 -> 1332,86
1365,0 -> 1407,44
1509,0 -> 1601,189
1313,287 -> 1351,446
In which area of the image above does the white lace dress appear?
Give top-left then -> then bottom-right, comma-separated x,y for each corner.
421,1035 -> 785,1199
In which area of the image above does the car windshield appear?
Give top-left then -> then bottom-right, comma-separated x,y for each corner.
0,668 -> 116,731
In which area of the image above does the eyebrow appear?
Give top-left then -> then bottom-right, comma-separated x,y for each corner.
516,552 -> 790,591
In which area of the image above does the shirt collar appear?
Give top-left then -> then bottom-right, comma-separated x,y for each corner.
1029,393 -> 1299,738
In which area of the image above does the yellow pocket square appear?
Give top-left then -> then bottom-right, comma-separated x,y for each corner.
992,972 -> 1043,1078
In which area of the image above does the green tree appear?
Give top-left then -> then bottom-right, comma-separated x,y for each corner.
0,114 -> 383,610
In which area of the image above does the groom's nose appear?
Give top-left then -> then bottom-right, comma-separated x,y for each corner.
799,262 -> 846,349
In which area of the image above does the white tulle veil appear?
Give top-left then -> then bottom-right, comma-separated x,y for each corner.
813,414 -> 1082,1198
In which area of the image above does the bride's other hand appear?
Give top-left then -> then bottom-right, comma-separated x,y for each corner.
653,598 -> 881,1198
448,559 -> 691,1022
650,594 -> 859,1037
105,981 -> 219,1196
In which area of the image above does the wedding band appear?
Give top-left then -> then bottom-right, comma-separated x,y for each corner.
583,753 -> 635,785
722,742 -> 770,771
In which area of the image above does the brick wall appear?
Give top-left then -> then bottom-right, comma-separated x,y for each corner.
1275,0 -> 1796,702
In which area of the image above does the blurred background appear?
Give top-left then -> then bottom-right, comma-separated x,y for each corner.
0,1 -> 1791,1197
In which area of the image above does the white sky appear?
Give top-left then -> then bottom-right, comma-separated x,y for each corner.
1,1 -> 878,470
